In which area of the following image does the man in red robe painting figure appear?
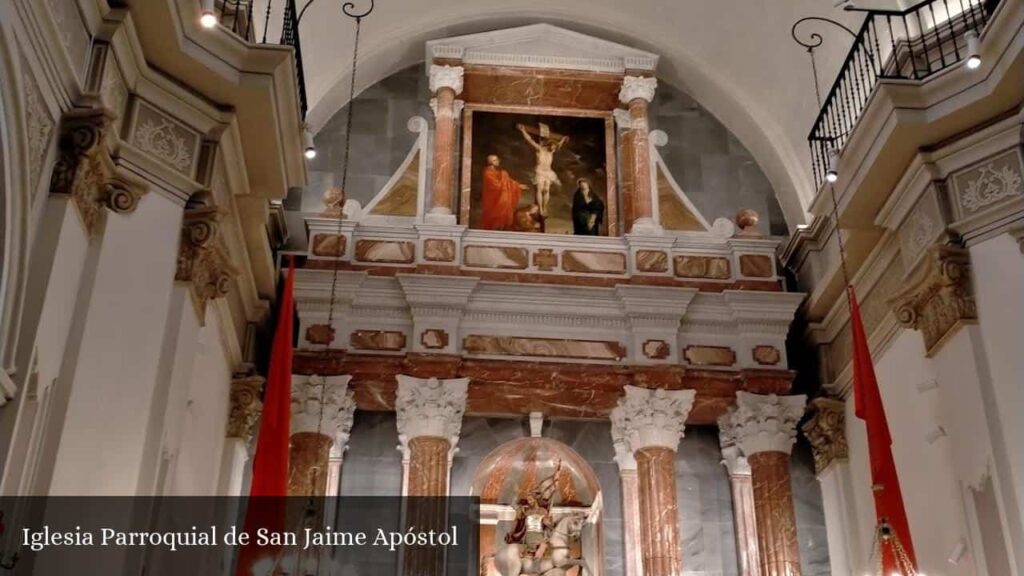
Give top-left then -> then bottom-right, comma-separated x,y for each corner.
480,154 -> 526,230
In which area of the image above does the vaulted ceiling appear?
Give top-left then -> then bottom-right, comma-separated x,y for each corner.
273,0 -> 897,228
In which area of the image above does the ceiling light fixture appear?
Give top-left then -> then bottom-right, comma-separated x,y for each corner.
826,148 -> 840,183
199,0 -> 217,28
303,125 -> 317,159
965,30 -> 981,70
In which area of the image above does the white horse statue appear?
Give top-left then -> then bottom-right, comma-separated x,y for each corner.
492,513 -> 590,576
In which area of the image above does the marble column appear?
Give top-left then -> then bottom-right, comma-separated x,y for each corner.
396,375 -> 468,576
426,65 -> 464,225
724,392 -> 806,576
802,397 -> 859,576
618,76 -> 660,235
612,385 -> 696,576
611,417 -> 645,576
289,374 -> 356,497
719,423 -> 761,576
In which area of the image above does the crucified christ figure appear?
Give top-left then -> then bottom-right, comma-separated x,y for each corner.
517,123 -> 569,218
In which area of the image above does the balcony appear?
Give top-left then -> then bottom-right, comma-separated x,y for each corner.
809,0 -> 1001,189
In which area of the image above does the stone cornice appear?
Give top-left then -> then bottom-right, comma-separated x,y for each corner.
888,244 -> 976,356
801,397 -> 848,475
610,385 -> 695,451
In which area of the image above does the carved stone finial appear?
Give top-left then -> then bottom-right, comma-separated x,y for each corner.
618,76 -> 657,105
801,397 -> 848,475
724,392 -> 807,456
611,385 -> 696,453
735,209 -> 762,237
395,375 -> 469,454
321,186 -> 346,218
428,65 -> 464,95
175,203 -> 237,320
888,245 -> 976,355
50,109 -> 147,236
291,375 -> 357,449
227,375 -> 265,441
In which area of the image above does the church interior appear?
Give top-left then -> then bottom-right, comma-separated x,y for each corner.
0,0 -> 1021,575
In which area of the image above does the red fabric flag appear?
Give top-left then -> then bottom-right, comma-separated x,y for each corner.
235,257 -> 296,576
849,285 -> 918,573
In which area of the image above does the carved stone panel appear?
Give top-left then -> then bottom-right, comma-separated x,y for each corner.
950,148 -> 1024,219
673,255 -> 730,279
311,233 -> 347,257
683,345 -> 736,367
463,245 -> 529,269
423,239 -> 456,262
738,254 -> 774,278
129,101 -> 201,178
350,330 -> 408,351
355,240 -> 416,264
562,251 -> 627,274
635,250 -> 668,273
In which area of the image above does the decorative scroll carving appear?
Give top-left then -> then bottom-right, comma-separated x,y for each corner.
618,76 -> 657,104
50,110 -> 146,236
801,397 -> 848,475
131,106 -> 197,176
395,375 -> 469,453
888,245 -> 976,355
227,375 -> 265,441
291,375 -> 356,442
175,202 -> 237,320
610,385 -> 695,451
951,150 -> 1023,216
724,392 -> 806,456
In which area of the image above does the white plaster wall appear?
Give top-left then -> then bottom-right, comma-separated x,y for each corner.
48,192 -> 182,495
844,330 -> 979,575
167,308 -> 232,496
971,234 -> 1024,526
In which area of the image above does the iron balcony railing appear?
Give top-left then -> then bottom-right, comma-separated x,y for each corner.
210,0 -> 309,117
808,0 -> 1001,188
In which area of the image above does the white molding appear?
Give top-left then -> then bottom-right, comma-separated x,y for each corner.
425,24 -> 659,75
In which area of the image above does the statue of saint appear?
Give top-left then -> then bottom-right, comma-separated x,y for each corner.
504,461 -> 562,558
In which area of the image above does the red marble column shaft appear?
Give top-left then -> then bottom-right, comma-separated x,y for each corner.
749,451 -> 801,576
636,446 -> 682,576
405,436 -> 450,576
625,97 -> 653,231
430,87 -> 457,215
288,432 -> 333,497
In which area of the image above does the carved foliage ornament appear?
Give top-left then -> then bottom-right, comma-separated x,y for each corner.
175,204 -> 237,320
395,375 -> 469,453
611,385 -> 695,452
50,110 -> 146,236
957,157 -> 1023,215
888,245 -> 976,355
801,397 -> 848,475
726,392 -> 806,456
227,375 -> 265,441
618,75 -> 657,104
428,64 -> 464,95
291,375 -> 356,442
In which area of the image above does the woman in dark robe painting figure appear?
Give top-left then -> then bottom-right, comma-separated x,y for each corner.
571,178 -> 604,235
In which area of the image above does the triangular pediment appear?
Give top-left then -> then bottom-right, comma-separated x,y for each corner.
426,24 -> 658,74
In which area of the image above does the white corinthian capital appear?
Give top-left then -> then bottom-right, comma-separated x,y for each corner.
291,374 -> 356,448
723,392 -> 807,456
395,375 -> 469,450
618,75 -> 657,104
611,385 -> 696,452
428,64 -> 464,95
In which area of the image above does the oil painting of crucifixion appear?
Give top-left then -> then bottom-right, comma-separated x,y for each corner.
462,108 -> 616,235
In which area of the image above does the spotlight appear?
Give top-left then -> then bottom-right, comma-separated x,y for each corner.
965,30 -> 981,69
826,148 -> 840,183
303,126 -> 317,160
200,0 -> 217,28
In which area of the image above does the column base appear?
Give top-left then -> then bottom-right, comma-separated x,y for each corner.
424,210 -> 457,225
629,218 -> 664,236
